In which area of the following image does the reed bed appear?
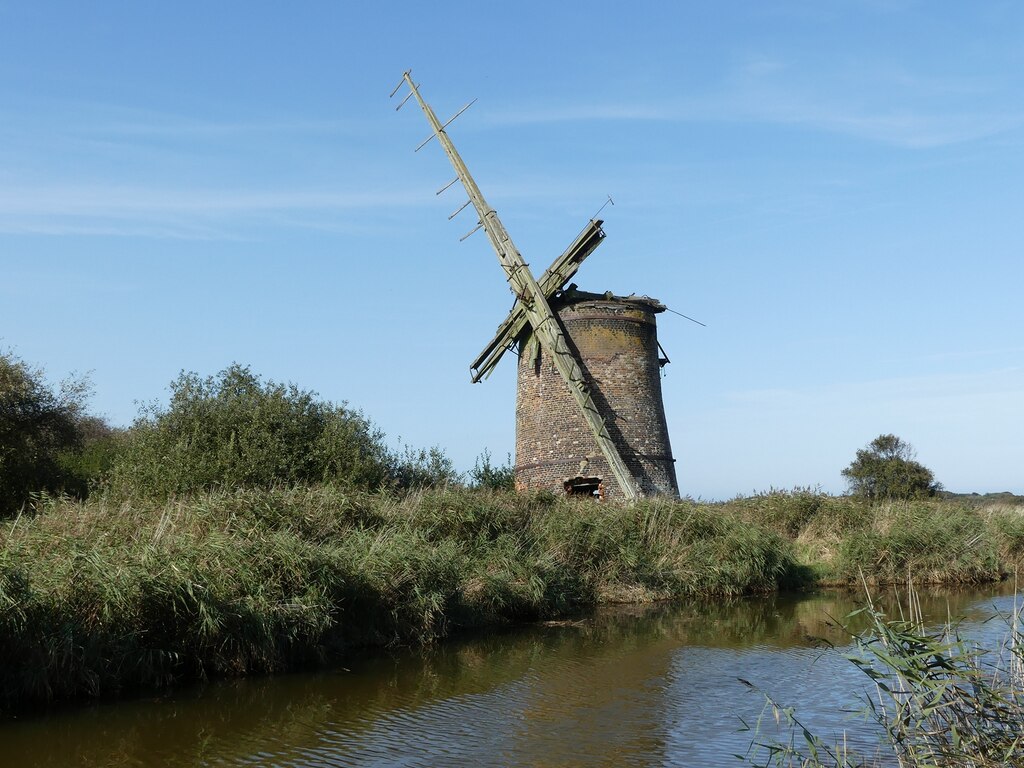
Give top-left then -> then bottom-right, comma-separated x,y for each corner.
724,490 -> 1024,585
745,585 -> 1024,768
0,486 -> 789,712
1,487 -> 1021,713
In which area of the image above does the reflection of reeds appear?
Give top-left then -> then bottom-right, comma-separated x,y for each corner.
745,582 -> 1024,767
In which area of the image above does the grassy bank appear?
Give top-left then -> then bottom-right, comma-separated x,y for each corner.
2,486 -> 1023,714
721,490 -> 1024,584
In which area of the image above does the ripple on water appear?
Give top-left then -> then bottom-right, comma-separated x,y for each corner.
1,585 -> 1017,768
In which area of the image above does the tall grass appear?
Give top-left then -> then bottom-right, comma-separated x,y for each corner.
2,487 -> 1021,714
0,486 -> 790,713
745,585 -> 1024,767
725,490 -> 1023,585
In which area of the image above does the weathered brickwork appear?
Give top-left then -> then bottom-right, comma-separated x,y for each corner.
514,293 -> 679,501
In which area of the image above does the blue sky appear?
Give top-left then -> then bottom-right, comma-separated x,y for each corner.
2,2 -> 1021,498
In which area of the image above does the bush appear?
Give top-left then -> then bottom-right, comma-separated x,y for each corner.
56,416 -> 126,499
0,351 -> 89,515
106,364 -> 396,499
388,443 -> 461,491
468,449 -> 515,491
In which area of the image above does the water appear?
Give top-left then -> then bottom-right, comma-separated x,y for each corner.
1,586 -> 1018,767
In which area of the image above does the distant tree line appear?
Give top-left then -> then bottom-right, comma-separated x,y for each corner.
0,352 -> 514,517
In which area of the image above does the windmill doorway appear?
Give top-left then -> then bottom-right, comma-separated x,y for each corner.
563,476 -> 605,501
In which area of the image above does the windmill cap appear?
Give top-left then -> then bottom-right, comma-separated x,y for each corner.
555,285 -> 666,313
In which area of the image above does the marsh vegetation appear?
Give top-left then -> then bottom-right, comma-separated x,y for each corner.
3,354 -> 1023,726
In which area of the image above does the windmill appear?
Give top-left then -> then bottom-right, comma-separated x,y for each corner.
392,71 -> 678,502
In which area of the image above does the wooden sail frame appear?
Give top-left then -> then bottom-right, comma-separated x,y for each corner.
393,71 -> 640,501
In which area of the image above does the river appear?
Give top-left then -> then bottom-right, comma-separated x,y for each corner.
1,585 -> 1018,767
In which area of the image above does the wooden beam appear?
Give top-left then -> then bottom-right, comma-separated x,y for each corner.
469,218 -> 604,382
399,73 -> 640,501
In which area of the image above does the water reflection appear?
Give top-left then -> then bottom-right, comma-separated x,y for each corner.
1,585 -> 1016,767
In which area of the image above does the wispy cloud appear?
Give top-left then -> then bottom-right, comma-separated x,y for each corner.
482,103 -> 667,126
484,96 -> 1022,149
479,60 -> 1024,149
2,101 -> 366,140
0,183 -> 433,239
89,116 -> 360,139
0,184 -> 428,215
0,173 -> 603,239
0,220 -> 240,241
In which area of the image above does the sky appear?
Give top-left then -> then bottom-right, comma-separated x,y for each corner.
1,1 -> 1021,499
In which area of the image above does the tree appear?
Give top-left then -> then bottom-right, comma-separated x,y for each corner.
0,351 -> 89,515
105,363 -> 459,498
842,434 -> 941,501
106,364 -> 400,498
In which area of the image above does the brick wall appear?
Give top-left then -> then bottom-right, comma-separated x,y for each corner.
514,294 -> 679,501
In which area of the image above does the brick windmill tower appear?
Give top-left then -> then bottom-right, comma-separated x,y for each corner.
393,72 -> 679,502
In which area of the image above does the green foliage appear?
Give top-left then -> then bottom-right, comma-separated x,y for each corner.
56,416 -> 126,499
987,509 -> 1024,570
746,593 -> 1024,768
105,364 -> 397,498
722,491 -> 1015,586
850,604 -> 1024,767
842,434 -> 941,502
2,478 -> 1021,714
468,449 -> 516,491
387,443 -> 461,491
0,351 -> 89,515
0,486 -> 798,712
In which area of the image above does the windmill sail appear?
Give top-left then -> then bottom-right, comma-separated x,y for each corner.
393,71 -> 640,501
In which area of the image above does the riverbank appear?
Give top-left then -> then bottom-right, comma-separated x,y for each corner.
2,486 -> 1022,714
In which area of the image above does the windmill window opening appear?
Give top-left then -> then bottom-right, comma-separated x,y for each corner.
563,476 -> 604,500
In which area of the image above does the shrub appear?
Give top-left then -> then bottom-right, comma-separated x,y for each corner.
0,351 -> 89,515
56,416 -> 126,499
387,443 -> 461,491
468,449 -> 515,491
106,364 -> 395,498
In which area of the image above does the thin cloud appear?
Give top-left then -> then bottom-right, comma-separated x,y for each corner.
0,219 -> 244,241
482,95 -> 1022,149
0,183 -> 430,216
478,58 -> 1023,149
0,183 -> 435,239
1,101 -> 366,140
92,116 -> 361,139
481,103 -> 668,126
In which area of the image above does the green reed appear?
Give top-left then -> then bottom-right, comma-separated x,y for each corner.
1,486 -> 1021,714
745,583 -> 1024,768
